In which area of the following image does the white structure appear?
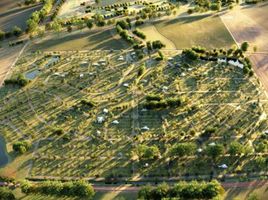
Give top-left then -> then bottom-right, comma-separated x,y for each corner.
209,142 -> 216,146
96,130 -> 101,135
118,56 -> 124,61
123,83 -> 129,87
103,108 -> 109,114
228,60 -> 244,69
80,74 -> 84,78
217,58 -> 227,64
112,120 -> 119,125
141,126 -> 150,131
218,164 -> 228,169
92,62 -> 100,67
197,148 -> 203,153
97,116 -> 105,123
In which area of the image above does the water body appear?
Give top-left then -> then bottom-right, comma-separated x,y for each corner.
25,69 -> 40,80
0,135 -> 9,167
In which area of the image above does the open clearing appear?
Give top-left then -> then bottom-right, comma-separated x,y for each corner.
0,49 -> 267,181
139,23 -> 176,50
28,28 -> 129,51
153,15 -> 235,49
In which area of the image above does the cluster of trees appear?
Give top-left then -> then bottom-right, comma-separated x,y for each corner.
80,99 -> 95,108
27,0 -> 55,33
182,44 -> 254,76
136,144 -> 160,160
143,94 -> 182,110
12,140 -> 31,154
51,0 -> 67,20
138,180 -> 224,199
169,142 -> 197,158
21,180 -> 95,198
0,187 -> 16,200
116,20 -> 140,46
4,74 -> 29,87
188,0 -> 236,14
133,29 -> 146,39
0,26 -> 23,40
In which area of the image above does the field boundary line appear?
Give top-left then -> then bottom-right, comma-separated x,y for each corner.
0,41 -> 30,86
219,14 -> 239,47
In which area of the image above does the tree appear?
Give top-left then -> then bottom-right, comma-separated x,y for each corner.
228,141 -> 244,156
12,26 -> 23,37
0,187 -> 16,200
12,140 -> 30,154
182,49 -> 199,60
241,42 -> 249,52
146,41 -> 152,52
0,30 -> 5,40
206,144 -> 224,160
138,185 -> 153,199
136,145 -> 160,160
152,40 -> 165,49
86,20 -> 94,29
151,182 -> 169,199
51,20 -> 62,33
169,142 -> 197,158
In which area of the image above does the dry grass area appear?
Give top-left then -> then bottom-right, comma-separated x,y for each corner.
0,44 -> 25,86
153,15 -> 235,49
220,3 -> 268,52
139,23 -> 176,50
220,2 -> 268,93
28,28 -> 129,51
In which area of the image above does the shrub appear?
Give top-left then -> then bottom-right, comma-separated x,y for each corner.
12,140 -> 30,154
0,187 -> 16,200
12,26 -> 23,37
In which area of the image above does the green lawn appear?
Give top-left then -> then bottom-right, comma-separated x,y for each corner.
153,15 -> 235,49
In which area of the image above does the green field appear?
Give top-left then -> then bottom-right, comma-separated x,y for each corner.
152,15 -> 235,49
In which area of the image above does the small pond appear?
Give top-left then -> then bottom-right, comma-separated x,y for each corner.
0,135 -> 9,167
25,69 -> 40,80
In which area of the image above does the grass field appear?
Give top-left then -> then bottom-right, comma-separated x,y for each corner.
0,49 -> 267,181
152,15 -> 235,49
28,28 -> 129,51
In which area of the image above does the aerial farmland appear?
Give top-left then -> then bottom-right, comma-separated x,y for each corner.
0,0 -> 267,200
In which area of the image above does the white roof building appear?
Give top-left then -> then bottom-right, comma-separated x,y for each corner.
97,116 -> 105,123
